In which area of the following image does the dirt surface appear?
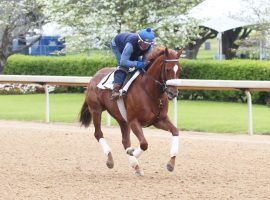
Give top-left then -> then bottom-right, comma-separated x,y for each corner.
0,120 -> 270,200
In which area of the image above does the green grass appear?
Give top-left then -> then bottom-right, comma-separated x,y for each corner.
196,39 -> 270,60
197,39 -> 218,60
0,93 -> 270,135
0,93 -> 85,122
168,100 -> 270,134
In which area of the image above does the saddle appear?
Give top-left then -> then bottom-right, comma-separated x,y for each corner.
97,68 -> 141,97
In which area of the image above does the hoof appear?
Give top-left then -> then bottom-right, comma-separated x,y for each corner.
133,165 -> 144,177
106,152 -> 114,169
134,170 -> 144,177
106,160 -> 114,169
166,163 -> 174,172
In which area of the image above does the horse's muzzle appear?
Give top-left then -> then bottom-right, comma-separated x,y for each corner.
166,87 -> 179,100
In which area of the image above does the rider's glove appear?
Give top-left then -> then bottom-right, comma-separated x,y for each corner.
136,61 -> 145,69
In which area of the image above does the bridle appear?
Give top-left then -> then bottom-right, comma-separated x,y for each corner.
143,58 -> 179,93
161,59 -> 179,92
142,57 -> 179,126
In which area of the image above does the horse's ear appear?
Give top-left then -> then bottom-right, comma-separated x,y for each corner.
165,47 -> 169,57
177,47 -> 183,58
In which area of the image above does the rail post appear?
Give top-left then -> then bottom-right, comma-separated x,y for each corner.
106,111 -> 111,126
44,84 -> 50,123
173,97 -> 178,127
245,90 -> 253,135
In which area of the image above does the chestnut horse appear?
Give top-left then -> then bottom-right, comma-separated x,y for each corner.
79,47 -> 182,176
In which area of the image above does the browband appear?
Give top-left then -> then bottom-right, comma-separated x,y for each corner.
164,59 -> 179,62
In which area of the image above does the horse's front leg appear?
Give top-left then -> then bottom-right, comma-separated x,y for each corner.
127,119 -> 148,176
153,116 -> 179,172
118,120 -> 142,172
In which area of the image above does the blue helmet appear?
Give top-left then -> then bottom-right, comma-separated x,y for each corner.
138,28 -> 155,43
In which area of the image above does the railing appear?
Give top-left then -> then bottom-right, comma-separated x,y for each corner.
0,75 -> 90,86
0,75 -> 91,123
167,79 -> 270,135
1,75 -> 270,135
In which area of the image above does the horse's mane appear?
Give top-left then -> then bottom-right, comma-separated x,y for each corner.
145,47 -> 178,70
146,47 -> 165,64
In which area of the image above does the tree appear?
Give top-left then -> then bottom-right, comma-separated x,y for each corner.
222,28 -> 252,59
222,0 -> 270,59
184,28 -> 217,59
42,0 -> 202,52
238,0 -> 270,59
184,26 -> 253,60
0,0 -> 44,74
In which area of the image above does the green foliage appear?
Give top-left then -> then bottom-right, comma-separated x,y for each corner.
5,55 -> 270,103
179,59 -> 270,103
41,0 -> 202,51
180,59 -> 270,80
5,54 -> 116,76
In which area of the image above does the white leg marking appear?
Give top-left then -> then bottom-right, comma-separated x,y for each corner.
170,136 -> 179,157
133,147 -> 144,158
99,138 -> 111,156
128,155 -> 139,168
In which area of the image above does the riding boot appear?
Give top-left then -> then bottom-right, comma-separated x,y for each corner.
111,83 -> 122,100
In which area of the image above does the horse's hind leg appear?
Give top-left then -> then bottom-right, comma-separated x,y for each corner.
92,108 -> 114,169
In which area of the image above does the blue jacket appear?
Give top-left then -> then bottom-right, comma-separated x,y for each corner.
113,33 -> 153,68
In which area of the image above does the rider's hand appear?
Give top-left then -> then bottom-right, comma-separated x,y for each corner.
136,61 -> 145,69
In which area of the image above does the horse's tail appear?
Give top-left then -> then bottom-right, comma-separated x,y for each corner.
79,101 -> 92,127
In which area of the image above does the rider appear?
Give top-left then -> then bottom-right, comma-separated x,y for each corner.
110,27 -> 155,100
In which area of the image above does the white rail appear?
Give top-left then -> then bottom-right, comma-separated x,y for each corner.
167,79 -> 270,91
0,75 -> 96,123
1,75 -> 270,135
167,79 -> 270,135
0,75 -> 91,86
0,75 -> 116,126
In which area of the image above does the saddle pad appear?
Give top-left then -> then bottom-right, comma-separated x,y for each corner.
97,70 -> 141,95
97,72 -> 114,90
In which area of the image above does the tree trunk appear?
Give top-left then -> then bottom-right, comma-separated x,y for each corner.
185,29 -> 217,59
0,57 -> 7,74
185,38 -> 211,59
222,30 -> 240,59
186,45 -> 201,59
222,28 -> 252,59
186,27 -> 252,60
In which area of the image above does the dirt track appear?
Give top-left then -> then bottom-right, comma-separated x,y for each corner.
0,120 -> 270,200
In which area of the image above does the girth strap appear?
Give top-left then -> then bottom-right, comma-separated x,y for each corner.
116,97 -> 127,121
145,98 -> 164,127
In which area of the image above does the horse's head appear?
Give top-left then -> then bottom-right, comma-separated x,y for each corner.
146,47 -> 182,100
162,48 -> 182,99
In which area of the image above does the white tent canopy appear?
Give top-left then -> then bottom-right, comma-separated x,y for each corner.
189,0 -> 260,31
201,16 -> 253,33
189,0 -> 267,60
